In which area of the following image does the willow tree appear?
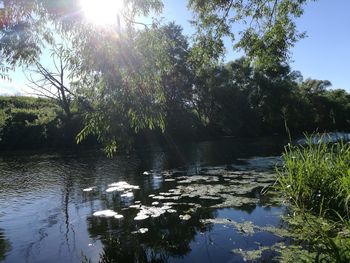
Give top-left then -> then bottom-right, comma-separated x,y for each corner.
188,0 -> 315,70
1,0 -> 174,155
1,0 -> 316,155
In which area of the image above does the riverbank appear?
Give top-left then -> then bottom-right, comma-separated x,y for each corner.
275,138 -> 350,262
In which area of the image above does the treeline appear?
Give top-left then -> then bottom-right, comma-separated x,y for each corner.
0,96 -> 92,150
1,56 -> 349,151
2,1 -> 347,154
186,58 -> 350,137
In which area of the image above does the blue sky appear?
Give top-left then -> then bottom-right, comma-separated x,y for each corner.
161,0 -> 350,90
1,0 -> 349,95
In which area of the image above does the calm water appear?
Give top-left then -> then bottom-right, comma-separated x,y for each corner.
0,137 -> 288,263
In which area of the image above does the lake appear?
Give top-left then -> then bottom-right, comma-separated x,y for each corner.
0,137 -> 288,263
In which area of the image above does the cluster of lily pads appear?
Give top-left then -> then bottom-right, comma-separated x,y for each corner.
83,158 -> 281,236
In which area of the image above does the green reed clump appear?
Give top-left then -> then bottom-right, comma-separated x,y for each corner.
277,138 -> 350,218
276,136 -> 350,262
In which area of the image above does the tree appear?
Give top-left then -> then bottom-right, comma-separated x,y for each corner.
1,0 -> 319,154
188,0 -> 315,69
25,44 -> 74,119
0,0 -> 163,66
1,0 -> 172,155
300,78 -> 332,95
69,24 -> 175,155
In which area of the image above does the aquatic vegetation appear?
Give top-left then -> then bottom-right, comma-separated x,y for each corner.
132,228 -> 149,234
83,187 -> 95,192
120,192 -> 134,198
179,214 -> 191,221
132,204 -> 176,221
276,137 -> 350,261
177,175 -> 220,184
277,140 -> 350,216
164,178 -> 176,182
106,181 -> 140,193
232,242 -> 314,262
93,210 -> 119,218
201,218 -> 255,236
232,247 -> 269,261
134,214 -> 149,221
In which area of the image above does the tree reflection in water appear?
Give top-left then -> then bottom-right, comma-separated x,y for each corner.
0,229 -> 11,261
86,207 -> 216,262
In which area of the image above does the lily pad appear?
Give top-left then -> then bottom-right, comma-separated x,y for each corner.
93,210 -> 119,218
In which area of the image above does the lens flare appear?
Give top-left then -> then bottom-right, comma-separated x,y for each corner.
80,0 -> 124,25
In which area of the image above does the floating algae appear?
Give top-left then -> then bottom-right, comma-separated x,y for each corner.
177,175 -> 220,184
232,247 -> 269,261
133,204 -> 175,221
200,218 -> 255,236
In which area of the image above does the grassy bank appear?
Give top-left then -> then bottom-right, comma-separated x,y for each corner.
276,137 -> 350,262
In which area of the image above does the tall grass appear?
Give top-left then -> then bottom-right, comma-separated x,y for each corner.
277,138 -> 350,218
276,136 -> 350,261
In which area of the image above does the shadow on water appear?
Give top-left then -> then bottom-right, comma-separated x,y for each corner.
0,230 -> 11,262
0,136 -> 288,263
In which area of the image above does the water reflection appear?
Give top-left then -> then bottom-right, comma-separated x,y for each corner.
87,208 -> 216,263
0,230 -> 10,261
0,137 -> 287,263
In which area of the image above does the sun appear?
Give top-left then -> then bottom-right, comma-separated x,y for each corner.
80,0 -> 124,25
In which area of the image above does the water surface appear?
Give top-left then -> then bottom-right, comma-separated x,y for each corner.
0,137 -> 288,263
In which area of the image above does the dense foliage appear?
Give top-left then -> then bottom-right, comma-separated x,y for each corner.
1,0 -> 320,154
0,96 -> 89,149
193,58 -> 350,137
1,56 -> 349,151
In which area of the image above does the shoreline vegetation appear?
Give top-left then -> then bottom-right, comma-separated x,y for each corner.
274,137 -> 350,262
1,67 -> 350,152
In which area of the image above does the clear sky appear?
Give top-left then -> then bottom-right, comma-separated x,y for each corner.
1,0 -> 349,95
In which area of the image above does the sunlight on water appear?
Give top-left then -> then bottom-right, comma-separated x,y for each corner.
0,137 -> 289,263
